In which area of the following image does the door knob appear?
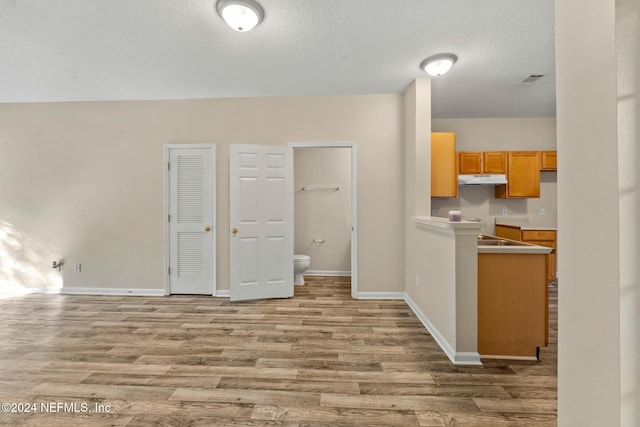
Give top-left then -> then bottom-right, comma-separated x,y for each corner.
232,227 -> 238,234
204,226 -> 211,232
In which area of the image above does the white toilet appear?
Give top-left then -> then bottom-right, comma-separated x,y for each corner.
293,254 -> 311,285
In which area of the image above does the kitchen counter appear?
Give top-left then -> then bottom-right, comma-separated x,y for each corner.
413,216 -> 485,230
494,217 -> 557,231
477,234 -> 552,255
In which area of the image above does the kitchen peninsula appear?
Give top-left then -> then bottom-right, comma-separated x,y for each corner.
477,235 -> 552,359
407,217 -> 551,364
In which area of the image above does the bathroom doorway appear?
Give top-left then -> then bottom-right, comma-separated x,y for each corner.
290,142 -> 358,298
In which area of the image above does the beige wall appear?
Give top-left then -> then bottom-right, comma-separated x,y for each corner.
404,79 -> 431,301
294,148 -> 351,274
405,81 -> 480,364
0,94 -> 405,293
617,0 -> 640,424
556,0 -> 623,424
409,226 -> 457,347
431,118 -> 557,235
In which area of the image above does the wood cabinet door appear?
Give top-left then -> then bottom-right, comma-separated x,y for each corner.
495,225 -> 522,241
431,132 -> 458,198
521,230 -> 557,248
540,151 -> 557,171
458,152 -> 482,174
483,151 -> 506,173
496,151 -> 541,198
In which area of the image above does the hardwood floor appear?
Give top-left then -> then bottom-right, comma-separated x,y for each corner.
0,276 -> 557,426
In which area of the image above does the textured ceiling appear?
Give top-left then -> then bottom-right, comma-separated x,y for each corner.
0,0 -> 555,117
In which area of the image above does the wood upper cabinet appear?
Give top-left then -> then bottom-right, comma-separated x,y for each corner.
483,151 -> 506,173
458,151 -> 506,174
540,151 -> 557,171
458,152 -> 482,174
431,132 -> 458,198
495,151 -> 541,198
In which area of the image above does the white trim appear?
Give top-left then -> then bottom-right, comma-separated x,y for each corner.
164,143 -> 217,297
61,288 -> 166,296
453,352 -> 484,365
356,292 -> 405,300
305,270 -> 351,277
404,293 -> 482,366
289,141 -> 358,299
215,289 -> 230,298
480,354 -> 538,361
0,287 -> 63,295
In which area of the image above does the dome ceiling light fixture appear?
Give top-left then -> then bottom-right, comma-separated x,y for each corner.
420,54 -> 458,77
216,0 -> 264,32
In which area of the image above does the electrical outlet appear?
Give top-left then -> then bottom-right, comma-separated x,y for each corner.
431,208 -> 436,216
415,275 -> 420,288
75,263 -> 81,272
502,208 -> 508,216
539,208 -> 545,216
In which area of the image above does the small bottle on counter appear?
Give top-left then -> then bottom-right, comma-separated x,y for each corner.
448,210 -> 462,222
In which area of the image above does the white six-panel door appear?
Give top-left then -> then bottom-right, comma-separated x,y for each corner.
167,146 -> 215,295
229,144 -> 293,302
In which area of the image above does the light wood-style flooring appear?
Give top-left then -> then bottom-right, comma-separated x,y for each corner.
0,276 -> 557,426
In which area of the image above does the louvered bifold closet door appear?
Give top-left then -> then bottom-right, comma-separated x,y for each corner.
169,148 -> 214,294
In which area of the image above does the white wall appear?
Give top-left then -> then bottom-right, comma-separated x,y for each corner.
0,94 -> 405,293
431,118 -> 557,235
556,0 -> 622,424
294,148 -> 351,274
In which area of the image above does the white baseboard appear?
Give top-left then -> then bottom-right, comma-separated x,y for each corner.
356,292 -> 405,300
61,287 -> 166,297
215,289 -> 230,297
404,293 -> 482,366
481,354 -> 537,361
305,270 -> 352,277
0,287 -> 62,295
453,352 -> 483,365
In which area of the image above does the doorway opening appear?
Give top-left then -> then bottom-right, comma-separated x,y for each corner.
290,142 -> 358,298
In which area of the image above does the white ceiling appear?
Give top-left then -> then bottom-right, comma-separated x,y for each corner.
0,0 -> 556,118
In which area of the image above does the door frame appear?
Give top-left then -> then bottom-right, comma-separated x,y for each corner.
289,141 -> 358,298
164,143 -> 217,296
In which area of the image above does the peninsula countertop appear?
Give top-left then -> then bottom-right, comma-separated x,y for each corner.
477,234 -> 552,254
494,217 -> 557,231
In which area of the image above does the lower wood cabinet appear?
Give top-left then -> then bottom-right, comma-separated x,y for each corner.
495,225 -> 557,283
478,252 -> 548,358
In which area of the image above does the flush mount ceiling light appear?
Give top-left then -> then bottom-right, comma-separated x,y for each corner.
420,54 -> 458,77
216,0 -> 264,32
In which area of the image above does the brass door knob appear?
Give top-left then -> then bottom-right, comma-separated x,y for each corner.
232,227 -> 238,234
204,226 -> 211,232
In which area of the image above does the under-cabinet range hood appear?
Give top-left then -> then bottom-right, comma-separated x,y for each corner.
458,174 -> 508,185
